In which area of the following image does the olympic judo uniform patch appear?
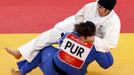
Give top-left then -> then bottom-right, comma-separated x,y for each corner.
59,34 -> 93,68
54,32 -> 95,75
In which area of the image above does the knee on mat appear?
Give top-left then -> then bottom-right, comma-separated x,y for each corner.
100,61 -> 113,69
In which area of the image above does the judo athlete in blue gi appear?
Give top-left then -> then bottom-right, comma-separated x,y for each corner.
11,21 -> 113,75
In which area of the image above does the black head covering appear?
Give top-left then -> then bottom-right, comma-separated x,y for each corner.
98,0 -> 116,10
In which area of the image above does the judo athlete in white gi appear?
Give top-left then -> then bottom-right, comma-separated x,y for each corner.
11,21 -> 113,75
5,0 -> 120,74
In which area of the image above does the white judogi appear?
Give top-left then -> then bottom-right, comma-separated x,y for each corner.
19,2 -> 121,62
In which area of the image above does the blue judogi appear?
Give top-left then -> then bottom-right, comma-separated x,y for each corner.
17,32 -> 113,75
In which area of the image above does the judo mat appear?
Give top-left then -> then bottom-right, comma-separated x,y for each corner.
0,0 -> 134,75
0,33 -> 134,75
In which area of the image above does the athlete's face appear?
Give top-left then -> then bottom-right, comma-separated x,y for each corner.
97,3 -> 110,17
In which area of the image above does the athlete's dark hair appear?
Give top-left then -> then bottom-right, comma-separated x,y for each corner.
74,21 -> 96,37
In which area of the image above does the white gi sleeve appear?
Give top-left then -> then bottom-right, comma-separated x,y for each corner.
75,3 -> 89,23
75,5 -> 85,23
54,16 -> 77,32
94,20 -> 121,52
75,2 -> 95,23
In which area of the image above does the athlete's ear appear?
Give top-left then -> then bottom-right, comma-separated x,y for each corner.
91,35 -> 95,39
90,35 -> 95,43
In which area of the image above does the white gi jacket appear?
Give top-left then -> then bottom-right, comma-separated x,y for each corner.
19,2 -> 121,62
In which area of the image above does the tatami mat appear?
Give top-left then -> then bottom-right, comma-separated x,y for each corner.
0,33 -> 134,75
